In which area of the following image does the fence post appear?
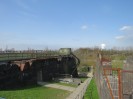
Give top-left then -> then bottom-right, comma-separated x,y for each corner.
118,68 -> 122,99
103,69 -> 114,99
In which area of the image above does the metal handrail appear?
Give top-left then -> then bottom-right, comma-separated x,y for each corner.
0,52 -> 59,62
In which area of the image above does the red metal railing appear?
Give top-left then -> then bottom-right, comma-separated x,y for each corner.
103,68 -> 122,99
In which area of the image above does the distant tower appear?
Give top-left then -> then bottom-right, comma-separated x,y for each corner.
100,44 -> 106,50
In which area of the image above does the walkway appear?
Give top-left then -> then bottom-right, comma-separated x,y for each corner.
38,77 -> 92,99
37,82 -> 76,92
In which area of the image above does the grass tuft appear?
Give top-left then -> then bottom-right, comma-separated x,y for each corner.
84,78 -> 99,99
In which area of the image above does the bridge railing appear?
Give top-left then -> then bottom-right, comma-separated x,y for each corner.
0,52 -> 59,61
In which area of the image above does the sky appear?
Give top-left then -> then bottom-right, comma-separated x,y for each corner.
0,0 -> 133,50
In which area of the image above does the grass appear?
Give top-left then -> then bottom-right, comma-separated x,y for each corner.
79,77 -> 88,82
0,85 -> 70,99
111,55 -> 126,60
84,78 -> 99,99
111,60 -> 123,68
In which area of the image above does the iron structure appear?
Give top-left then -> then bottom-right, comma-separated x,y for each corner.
0,48 -> 80,90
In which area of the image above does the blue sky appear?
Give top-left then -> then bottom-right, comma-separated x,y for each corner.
0,0 -> 133,50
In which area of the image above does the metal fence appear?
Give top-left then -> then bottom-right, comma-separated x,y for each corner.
95,59 -> 112,99
122,57 -> 133,99
103,68 -> 122,99
122,70 -> 133,99
95,57 -> 133,99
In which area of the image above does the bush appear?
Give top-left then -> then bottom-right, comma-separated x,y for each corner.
78,66 -> 90,72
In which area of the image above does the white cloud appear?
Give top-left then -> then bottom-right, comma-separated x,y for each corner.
120,26 -> 133,31
81,25 -> 88,30
115,25 -> 133,47
115,35 -> 125,40
118,26 -> 133,40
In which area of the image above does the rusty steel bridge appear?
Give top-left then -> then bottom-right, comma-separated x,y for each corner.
0,49 -> 80,89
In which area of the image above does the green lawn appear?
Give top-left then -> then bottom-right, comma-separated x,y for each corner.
0,85 -> 70,99
84,78 -> 99,99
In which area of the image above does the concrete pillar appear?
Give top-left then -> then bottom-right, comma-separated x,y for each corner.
37,70 -> 42,81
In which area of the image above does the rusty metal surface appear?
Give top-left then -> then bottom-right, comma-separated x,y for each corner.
0,52 -> 80,90
103,69 -> 115,99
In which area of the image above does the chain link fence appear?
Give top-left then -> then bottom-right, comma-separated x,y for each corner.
95,59 -> 112,99
122,56 -> 133,99
95,57 -> 133,99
